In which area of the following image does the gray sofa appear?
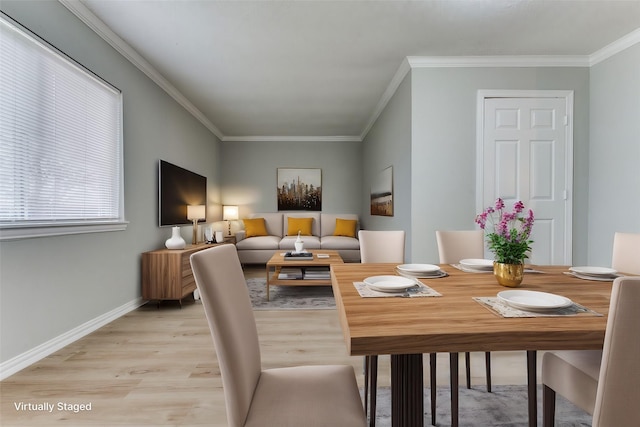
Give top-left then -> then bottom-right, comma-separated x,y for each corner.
235,212 -> 360,263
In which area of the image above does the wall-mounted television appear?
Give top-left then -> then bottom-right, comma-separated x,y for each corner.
158,160 -> 207,227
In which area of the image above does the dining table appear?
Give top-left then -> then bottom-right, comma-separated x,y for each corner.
330,263 -> 612,427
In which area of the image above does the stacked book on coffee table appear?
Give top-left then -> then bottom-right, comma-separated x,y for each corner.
303,267 -> 331,280
284,251 -> 313,260
278,267 -> 303,280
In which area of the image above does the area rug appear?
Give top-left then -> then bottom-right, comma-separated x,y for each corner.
246,278 -> 335,309
371,385 -> 591,426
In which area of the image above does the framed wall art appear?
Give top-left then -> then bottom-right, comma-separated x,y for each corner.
370,166 -> 393,216
277,168 -> 322,211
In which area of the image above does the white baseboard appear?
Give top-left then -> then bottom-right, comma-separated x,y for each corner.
0,298 -> 145,381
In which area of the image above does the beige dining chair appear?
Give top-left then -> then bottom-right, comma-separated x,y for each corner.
611,232 -> 640,275
541,276 -> 640,427
190,245 -> 366,427
358,230 -> 416,425
435,230 -> 492,392
358,230 -> 406,264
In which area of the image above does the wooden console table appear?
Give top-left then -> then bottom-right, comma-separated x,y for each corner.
142,243 -> 222,306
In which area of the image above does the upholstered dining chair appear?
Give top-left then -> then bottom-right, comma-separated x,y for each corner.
190,245 -> 366,427
358,230 -> 406,264
359,230 -> 441,426
541,276 -> 640,427
435,230 -> 492,392
611,232 -> 640,275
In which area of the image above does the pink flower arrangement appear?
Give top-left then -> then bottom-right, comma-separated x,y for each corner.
475,198 -> 534,264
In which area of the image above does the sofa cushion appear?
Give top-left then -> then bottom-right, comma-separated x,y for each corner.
284,212 -> 321,236
286,217 -> 314,236
333,218 -> 358,238
243,218 -> 268,238
320,213 -> 359,237
279,235 -> 321,250
248,213 -> 284,237
235,235 -> 281,250
320,235 -> 360,250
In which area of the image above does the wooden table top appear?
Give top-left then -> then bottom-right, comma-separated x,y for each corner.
267,249 -> 343,267
330,264 -> 612,356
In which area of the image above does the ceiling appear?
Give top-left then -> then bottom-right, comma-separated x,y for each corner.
65,0 -> 640,142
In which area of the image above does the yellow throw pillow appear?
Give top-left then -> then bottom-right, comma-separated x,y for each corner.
333,218 -> 357,238
243,218 -> 268,238
287,217 -> 313,236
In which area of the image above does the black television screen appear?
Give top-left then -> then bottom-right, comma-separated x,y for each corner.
158,160 -> 207,227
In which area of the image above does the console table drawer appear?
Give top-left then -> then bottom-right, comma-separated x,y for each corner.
142,243 -> 221,304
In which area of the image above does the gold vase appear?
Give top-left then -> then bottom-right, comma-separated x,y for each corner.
493,262 -> 524,287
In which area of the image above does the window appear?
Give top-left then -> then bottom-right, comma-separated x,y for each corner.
0,14 -> 126,240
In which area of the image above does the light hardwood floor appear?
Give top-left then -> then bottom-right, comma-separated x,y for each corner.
1,266 -> 533,426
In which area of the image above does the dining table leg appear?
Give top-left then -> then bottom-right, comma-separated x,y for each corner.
390,353 -> 424,427
449,353 -> 459,427
430,353 -> 436,426
370,355 -> 378,427
527,350 -> 537,427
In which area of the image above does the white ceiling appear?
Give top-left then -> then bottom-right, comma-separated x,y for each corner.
65,0 -> 640,142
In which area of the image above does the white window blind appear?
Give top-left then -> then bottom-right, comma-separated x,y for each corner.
0,14 -> 125,239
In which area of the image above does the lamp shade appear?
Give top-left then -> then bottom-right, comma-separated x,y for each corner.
187,205 -> 206,221
223,205 -> 239,221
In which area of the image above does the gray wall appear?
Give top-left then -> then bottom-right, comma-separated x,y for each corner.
361,74 -> 413,258
221,140 -> 362,216
0,1 -> 221,365
362,66 -> 591,264
588,43 -> 640,265
410,66 -> 591,264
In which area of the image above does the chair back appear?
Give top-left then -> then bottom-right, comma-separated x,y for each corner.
611,232 -> 640,275
358,230 -> 405,263
436,230 -> 484,264
190,245 -> 261,427
592,276 -> 640,426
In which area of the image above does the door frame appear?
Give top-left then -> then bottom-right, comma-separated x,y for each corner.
475,90 -> 574,264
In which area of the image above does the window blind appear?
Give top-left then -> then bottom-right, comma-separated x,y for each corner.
0,14 -> 124,236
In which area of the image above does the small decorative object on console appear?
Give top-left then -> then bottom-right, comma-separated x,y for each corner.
165,226 -> 186,250
204,226 -> 214,243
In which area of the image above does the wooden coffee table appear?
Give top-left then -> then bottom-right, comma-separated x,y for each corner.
265,250 -> 343,300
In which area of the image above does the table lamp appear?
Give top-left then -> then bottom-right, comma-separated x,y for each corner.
222,205 -> 239,236
187,204 -> 206,244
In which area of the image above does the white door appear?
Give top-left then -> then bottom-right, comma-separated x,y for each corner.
478,91 -> 573,265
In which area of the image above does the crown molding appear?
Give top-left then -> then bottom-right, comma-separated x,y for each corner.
359,57 -> 412,141
407,55 -> 590,68
357,54 -> 591,141
590,27 -> 640,66
59,0 -> 224,141
222,135 -> 362,143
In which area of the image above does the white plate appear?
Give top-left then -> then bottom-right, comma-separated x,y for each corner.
568,272 -> 616,282
396,269 -> 447,279
397,264 -> 441,274
459,258 -> 494,270
363,275 -> 417,293
569,266 -> 617,277
497,290 -> 573,312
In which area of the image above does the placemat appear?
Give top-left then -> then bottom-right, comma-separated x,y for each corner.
354,281 -> 442,298
473,297 -> 603,317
